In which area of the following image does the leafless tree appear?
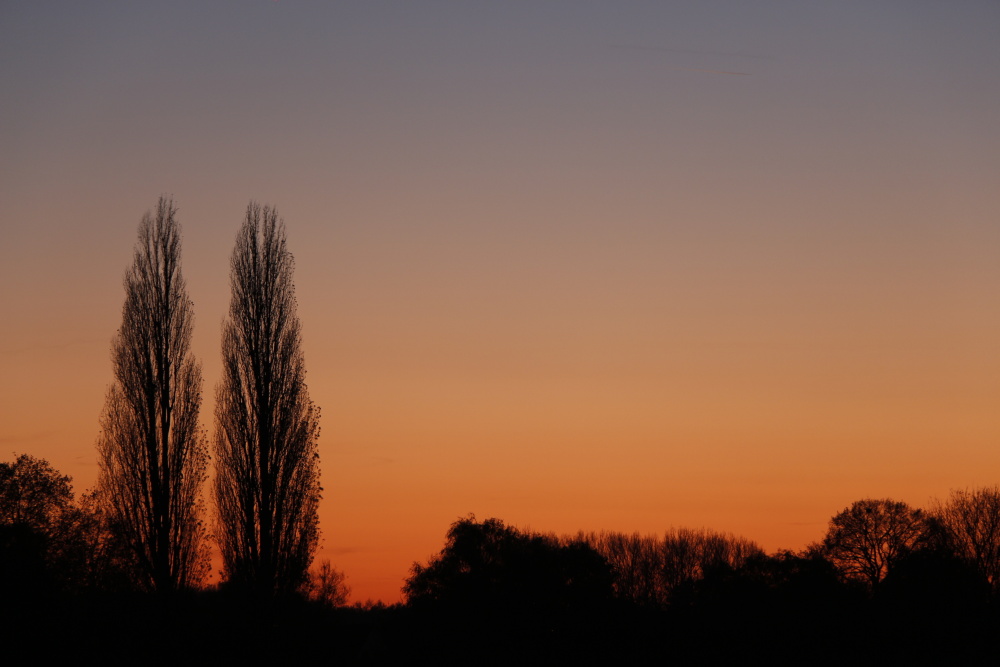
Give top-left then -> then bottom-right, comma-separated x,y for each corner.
304,560 -> 351,608
823,498 -> 927,591
583,531 -> 664,606
96,198 -> 209,592
581,527 -> 763,606
214,202 -> 321,597
932,487 -> 1000,592
660,527 -> 763,593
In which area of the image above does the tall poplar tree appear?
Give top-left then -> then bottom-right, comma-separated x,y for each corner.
214,201 -> 321,597
96,197 -> 209,592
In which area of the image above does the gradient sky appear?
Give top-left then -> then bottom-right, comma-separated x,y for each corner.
2,1 -> 999,603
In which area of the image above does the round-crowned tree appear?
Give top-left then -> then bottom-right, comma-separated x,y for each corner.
823,498 -> 927,591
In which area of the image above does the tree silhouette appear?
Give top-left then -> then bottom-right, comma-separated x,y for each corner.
1,454 -> 74,595
404,516 -> 612,612
933,487 -> 1000,592
95,198 -> 209,592
1,454 -> 131,596
0,454 -> 73,531
580,527 -> 764,606
582,531 -> 663,606
658,527 -> 765,604
822,498 -> 926,591
214,201 -> 321,598
304,560 -> 351,608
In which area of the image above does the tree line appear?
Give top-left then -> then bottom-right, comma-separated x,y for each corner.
7,449 -> 997,604
5,452 -> 1000,660
403,493 -> 1000,611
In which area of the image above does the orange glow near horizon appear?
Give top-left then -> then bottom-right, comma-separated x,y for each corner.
2,3 -> 999,604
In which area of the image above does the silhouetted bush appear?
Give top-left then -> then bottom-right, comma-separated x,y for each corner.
403,516 -> 617,663
405,515 -> 613,613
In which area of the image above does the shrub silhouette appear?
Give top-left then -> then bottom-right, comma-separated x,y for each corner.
405,515 -> 612,614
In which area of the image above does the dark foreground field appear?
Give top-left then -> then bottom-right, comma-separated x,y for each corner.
6,584 -> 1000,666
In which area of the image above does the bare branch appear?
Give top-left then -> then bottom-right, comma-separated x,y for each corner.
214,201 -> 321,597
95,197 -> 209,592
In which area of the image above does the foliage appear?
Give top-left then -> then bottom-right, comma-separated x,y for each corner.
1,454 -> 74,595
404,516 -> 613,613
0,453 -> 73,532
0,455 -> 131,594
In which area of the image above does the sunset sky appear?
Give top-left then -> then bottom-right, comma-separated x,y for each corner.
2,1 -> 999,603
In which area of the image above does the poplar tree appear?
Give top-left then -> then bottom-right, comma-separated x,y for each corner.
214,201 -> 321,597
96,197 -> 209,592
